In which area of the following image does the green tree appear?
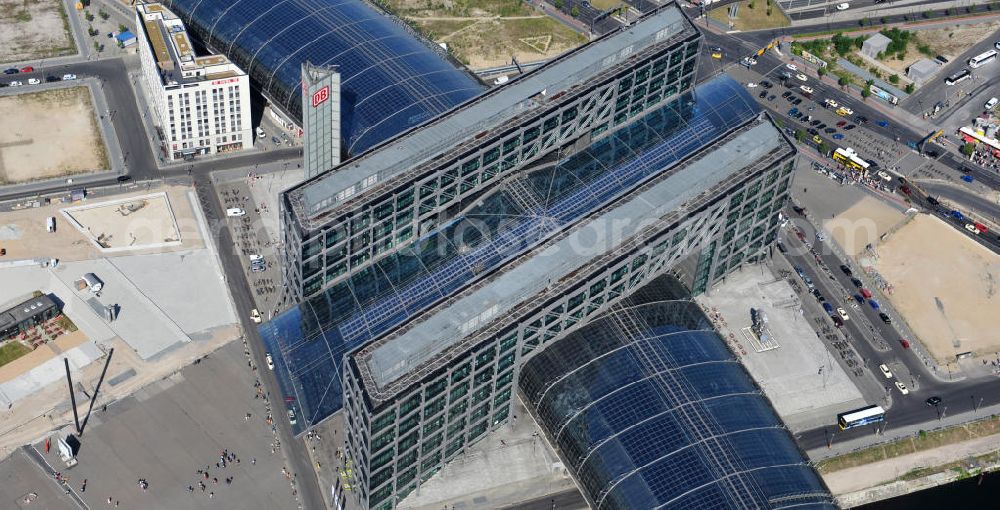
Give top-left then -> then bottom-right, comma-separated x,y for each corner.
923,10 -> 933,18
861,88 -> 871,100
961,143 -> 976,156
555,0 -> 564,8
817,66 -> 828,76
118,23 -> 128,33
818,141 -> 831,155
854,36 -> 865,50
795,130 -> 806,142
98,9 -> 109,20
85,11 -> 94,22
889,74 -> 900,84
838,76 -> 850,87
571,5 -> 579,16
905,83 -> 915,93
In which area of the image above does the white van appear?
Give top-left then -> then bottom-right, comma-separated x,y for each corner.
255,127 -> 266,139
46,216 -> 56,233
226,207 -> 246,217
986,97 -> 999,110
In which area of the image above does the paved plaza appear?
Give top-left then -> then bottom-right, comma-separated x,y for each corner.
698,265 -> 867,432
26,340 -> 301,510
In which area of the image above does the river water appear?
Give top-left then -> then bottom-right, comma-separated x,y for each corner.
857,469 -> 1000,509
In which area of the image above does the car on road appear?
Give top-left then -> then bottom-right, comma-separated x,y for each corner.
225,207 -> 246,217
795,73 -> 808,82
9,81 -> 22,87
255,127 -> 266,138
250,308 -> 261,324
900,185 -> 911,195
836,2 -> 850,10
823,302 -> 834,314
116,175 -> 132,183
2,68 -> 17,74
854,294 -> 865,304
62,74 -> 77,80
850,277 -> 862,288
926,196 -> 940,205
837,307 -> 849,321
832,133 -> 845,140
855,115 -> 868,124
900,338 -> 910,349
840,264 -> 853,276
776,241 -> 787,253
710,47 -> 723,59
926,396 -> 942,406
950,210 -> 965,221
287,408 -> 297,425
19,66 -> 34,73
879,311 -> 891,323
786,63 -> 798,71
975,222 -> 988,233
861,288 -> 873,299
266,353 -> 274,370
876,120 -> 889,127
832,315 -> 844,327
965,223 -> 979,234
27,78 -> 40,85
45,75 -> 59,82
987,97 -> 999,110
812,134 -> 822,144
807,128 -> 819,136
895,381 -> 909,395
879,364 -> 893,378
836,107 -> 854,116
824,98 -> 839,108
800,85 -> 814,94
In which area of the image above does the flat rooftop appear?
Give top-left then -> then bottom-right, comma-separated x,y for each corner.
285,3 -> 698,230
357,98 -> 793,401
137,2 -> 245,86
0,294 -> 57,332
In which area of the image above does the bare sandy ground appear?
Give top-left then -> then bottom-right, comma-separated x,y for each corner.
874,214 -> 1000,362
0,87 -> 107,184
0,0 -> 75,62
823,195 -> 905,257
0,186 -> 203,261
0,330 -> 87,384
63,193 -> 181,250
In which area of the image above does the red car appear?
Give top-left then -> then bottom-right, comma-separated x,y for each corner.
836,120 -> 848,127
900,338 -> 910,349
975,223 -> 988,234
19,66 -> 34,73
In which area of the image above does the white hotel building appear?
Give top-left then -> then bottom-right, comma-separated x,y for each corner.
136,3 -> 252,161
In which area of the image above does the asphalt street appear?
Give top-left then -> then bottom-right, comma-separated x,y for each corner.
500,488 -> 588,510
193,175 -> 326,510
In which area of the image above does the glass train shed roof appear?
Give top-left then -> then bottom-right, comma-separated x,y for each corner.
519,279 -> 837,510
160,0 -> 485,155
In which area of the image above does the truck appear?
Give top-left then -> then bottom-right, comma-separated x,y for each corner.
46,216 -> 56,233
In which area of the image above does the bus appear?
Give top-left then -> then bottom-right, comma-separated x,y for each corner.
832,147 -> 870,172
968,49 -> 998,69
838,405 -> 886,430
945,69 -> 972,85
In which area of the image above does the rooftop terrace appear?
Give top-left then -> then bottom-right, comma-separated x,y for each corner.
137,3 -> 244,86
285,3 -> 697,231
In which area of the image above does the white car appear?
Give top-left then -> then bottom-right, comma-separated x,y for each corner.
825,99 -> 839,108
800,85 -> 814,94
62,74 -> 77,80
837,307 -> 849,321
747,82 -> 758,88
879,363 -> 893,379
226,207 -> 246,217
786,63 -> 798,71
266,353 -> 274,370
795,73 -> 808,82
27,78 -> 40,85
255,127 -> 266,139
895,381 -> 909,395
9,80 -> 22,87
965,223 -> 980,234
836,2 -> 850,10
250,308 -> 261,324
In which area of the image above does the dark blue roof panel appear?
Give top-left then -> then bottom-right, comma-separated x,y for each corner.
519,282 -> 837,510
161,0 -> 485,155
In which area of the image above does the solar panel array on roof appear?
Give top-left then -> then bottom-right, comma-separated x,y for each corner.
160,0 -> 485,156
519,277 -> 837,510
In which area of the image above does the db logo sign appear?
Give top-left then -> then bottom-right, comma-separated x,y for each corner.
311,86 -> 329,108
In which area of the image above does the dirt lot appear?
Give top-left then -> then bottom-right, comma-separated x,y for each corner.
63,193 -> 181,250
0,186 -> 203,262
823,195 -> 905,257
0,87 -> 108,184
0,0 -> 75,62
868,22 -> 1000,76
708,1 -> 790,32
873,214 -> 1000,363
388,0 -> 587,69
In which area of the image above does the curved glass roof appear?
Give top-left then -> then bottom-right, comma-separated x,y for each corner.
520,282 -> 836,510
161,0 -> 485,155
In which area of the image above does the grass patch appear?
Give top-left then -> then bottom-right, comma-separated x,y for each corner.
415,19 -> 478,40
56,315 -> 78,333
708,0 -> 790,31
385,0 -> 534,18
817,415 -> 1000,474
589,0 -> 622,10
15,10 -> 30,22
0,342 -> 32,368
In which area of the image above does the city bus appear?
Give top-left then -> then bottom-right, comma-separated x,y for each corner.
832,147 -> 871,172
968,49 -> 998,69
945,69 -> 972,85
838,405 -> 886,430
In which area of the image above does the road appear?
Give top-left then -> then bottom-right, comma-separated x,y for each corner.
193,175 -> 326,510
499,488 -> 588,510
